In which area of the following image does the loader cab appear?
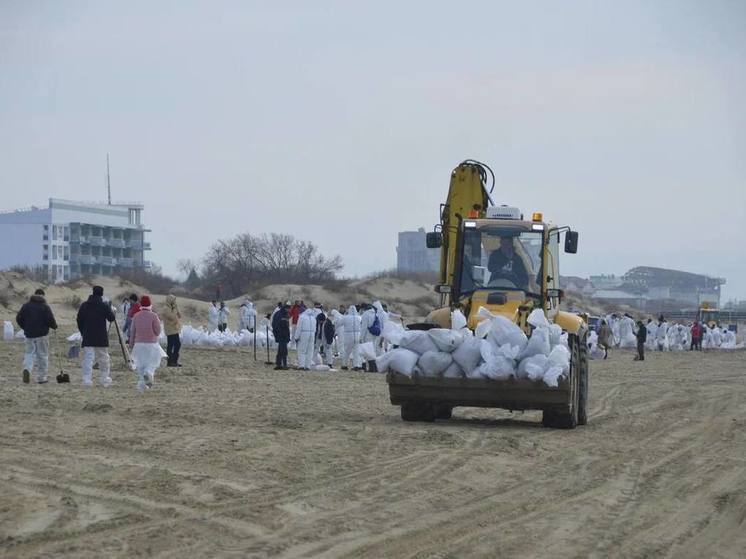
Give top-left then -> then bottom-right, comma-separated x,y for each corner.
448,213 -> 577,329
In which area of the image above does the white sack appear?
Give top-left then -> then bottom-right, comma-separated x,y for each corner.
475,319 -> 492,339
399,330 -> 439,355
543,365 -> 564,388
517,327 -> 550,361
375,351 -> 394,373
382,320 -> 405,345
417,351 -> 454,376
517,354 -> 549,381
15,329 -> 25,339
548,344 -> 571,373
476,356 -> 515,380
443,361 -> 465,379
452,337 -> 483,375
527,309 -> 550,329
359,341 -> 377,362
451,309 -> 468,330
314,364 -> 331,371
488,316 -> 528,350
548,324 -> 563,347
428,328 -> 464,353
67,331 -> 82,343
386,348 -> 420,376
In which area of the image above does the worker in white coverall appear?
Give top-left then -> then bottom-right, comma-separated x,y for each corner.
645,320 -> 658,350
294,308 -> 317,370
208,301 -> 219,333
372,301 -> 389,355
239,301 -> 257,332
330,308 -> 344,361
340,305 -> 362,370
656,319 -> 668,351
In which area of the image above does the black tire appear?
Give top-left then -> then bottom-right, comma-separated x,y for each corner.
542,334 -> 580,429
401,402 -> 436,422
401,402 -> 419,421
577,333 -> 589,426
434,404 -> 453,420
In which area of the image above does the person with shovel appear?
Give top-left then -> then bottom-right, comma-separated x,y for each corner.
77,285 -> 116,387
16,288 -> 58,384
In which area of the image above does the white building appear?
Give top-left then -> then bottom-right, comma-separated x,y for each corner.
397,228 -> 440,274
0,198 -> 151,282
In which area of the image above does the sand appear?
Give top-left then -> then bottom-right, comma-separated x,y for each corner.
1,332 -> 745,558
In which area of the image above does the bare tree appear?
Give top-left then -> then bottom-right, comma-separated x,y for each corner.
200,232 -> 343,297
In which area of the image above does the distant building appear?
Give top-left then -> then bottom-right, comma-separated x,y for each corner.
621,266 -> 725,308
0,198 -> 151,283
589,274 -> 623,290
397,228 -> 440,274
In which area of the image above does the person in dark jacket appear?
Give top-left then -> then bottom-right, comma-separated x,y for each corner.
76,285 -> 116,386
633,320 -> 647,361
487,237 -> 529,289
272,303 -> 291,370
16,288 -> 58,384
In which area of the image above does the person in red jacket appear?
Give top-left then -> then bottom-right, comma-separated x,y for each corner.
690,321 -> 702,351
123,293 -> 141,336
289,300 -> 301,342
128,295 -> 165,392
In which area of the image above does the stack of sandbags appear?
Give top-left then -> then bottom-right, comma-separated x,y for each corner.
179,324 -> 277,349
377,307 -> 570,388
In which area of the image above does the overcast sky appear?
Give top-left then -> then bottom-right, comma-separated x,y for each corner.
1,1 -> 745,299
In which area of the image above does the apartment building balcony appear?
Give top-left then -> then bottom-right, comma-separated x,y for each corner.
78,255 -> 96,265
88,236 -> 105,247
117,258 -> 134,268
99,256 -> 116,266
108,238 -> 126,249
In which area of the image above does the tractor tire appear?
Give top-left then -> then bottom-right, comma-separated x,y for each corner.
577,333 -> 589,426
401,402 -> 436,422
542,334 -> 580,429
434,404 -> 453,420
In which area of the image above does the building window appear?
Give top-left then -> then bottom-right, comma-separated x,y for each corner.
64,246 -> 70,261
52,246 -> 58,260
43,254 -> 48,261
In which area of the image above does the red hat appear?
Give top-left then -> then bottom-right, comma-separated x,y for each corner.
140,295 -> 152,307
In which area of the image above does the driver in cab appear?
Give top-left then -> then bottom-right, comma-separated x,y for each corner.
487,237 -> 529,289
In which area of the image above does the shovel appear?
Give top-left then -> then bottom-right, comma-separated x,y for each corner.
54,331 -> 70,383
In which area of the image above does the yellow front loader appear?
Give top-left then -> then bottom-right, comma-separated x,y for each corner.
387,160 -> 589,428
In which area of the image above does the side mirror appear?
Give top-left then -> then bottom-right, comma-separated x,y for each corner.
426,232 -> 443,249
547,288 -> 564,303
564,231 -> 579,254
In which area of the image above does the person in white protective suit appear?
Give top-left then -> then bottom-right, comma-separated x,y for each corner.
330,308 -> 345,364
721,328 -> 736,349
294,307 -> 317,370
645,319 -> 658,350
712,326 -> 723,348
340,305 -> 362,370
218,302 -> 230,333
656,318 -> 668,351
239,300 -> 257,332
371,301 -> 389,355
618,315 -> 636,348
208,301 -> 219,333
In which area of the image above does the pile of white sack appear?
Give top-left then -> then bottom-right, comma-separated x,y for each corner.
3,321 -> 26,340
179,324 -> 277,349
376,308 -> 571,388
